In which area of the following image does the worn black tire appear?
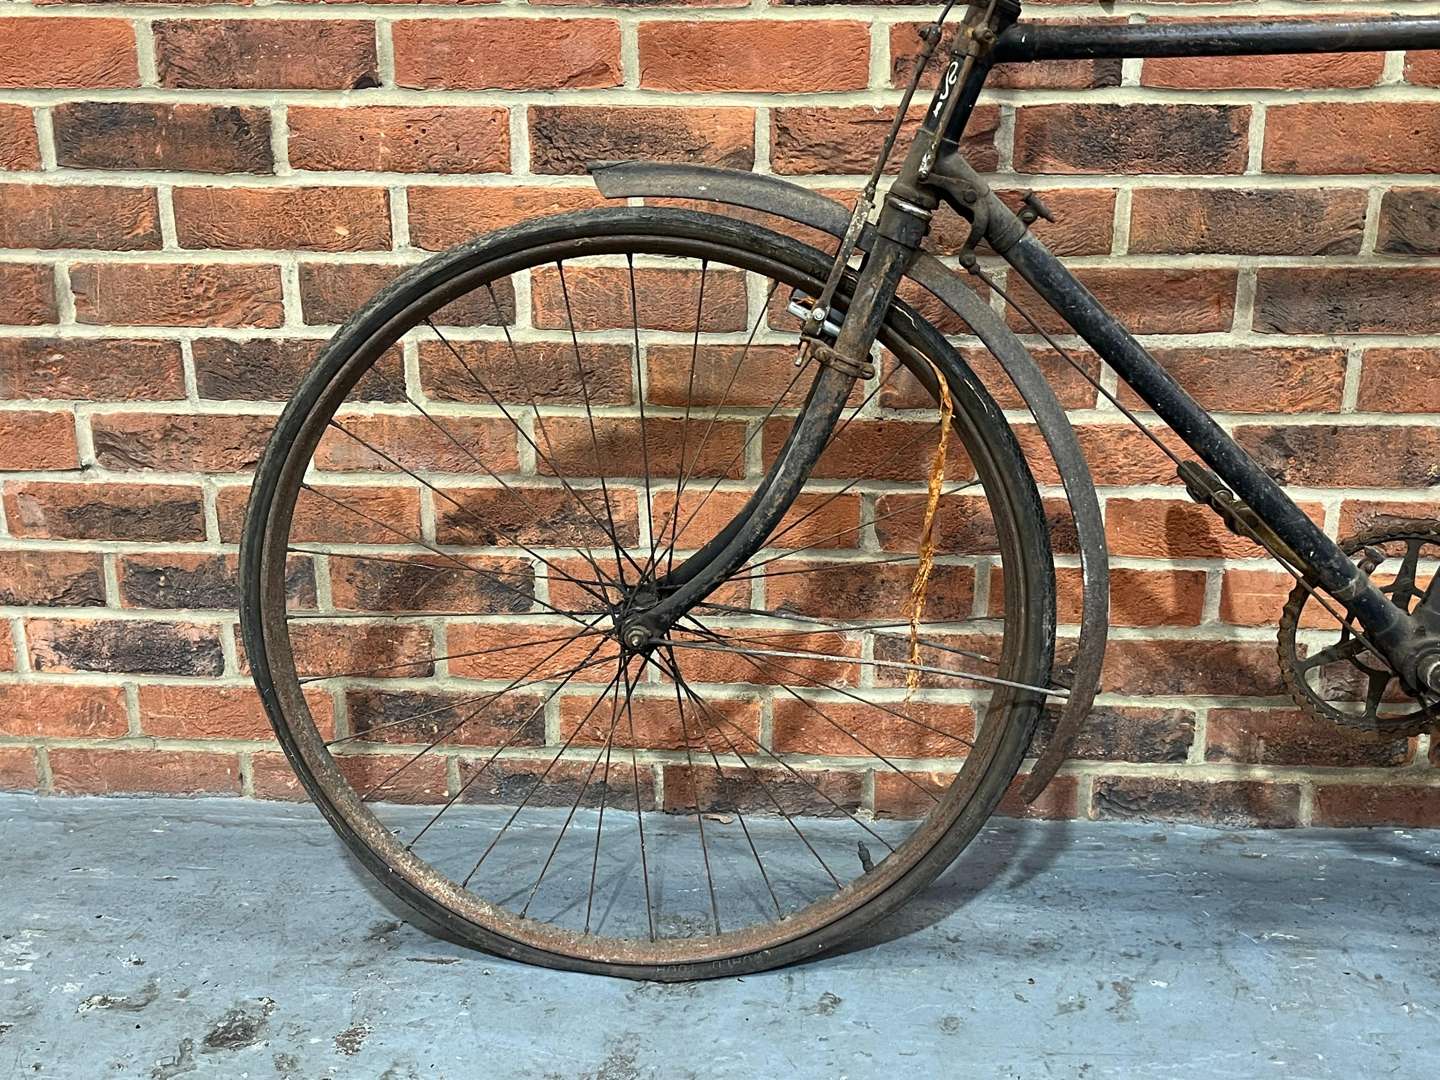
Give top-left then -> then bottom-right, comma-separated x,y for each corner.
240,207 -> 1056,979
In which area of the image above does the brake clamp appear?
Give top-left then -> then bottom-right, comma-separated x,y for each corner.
805,339 -> 875,381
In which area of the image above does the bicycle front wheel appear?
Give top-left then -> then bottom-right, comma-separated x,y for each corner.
240,207 -> 1056,979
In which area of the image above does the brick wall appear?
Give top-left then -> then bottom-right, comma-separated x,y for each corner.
0,0 -> 1438,828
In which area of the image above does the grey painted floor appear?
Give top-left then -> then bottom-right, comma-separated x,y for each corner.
1,794 -> 1437,1079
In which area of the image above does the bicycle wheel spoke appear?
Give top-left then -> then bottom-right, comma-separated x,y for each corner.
299,623 -> 606,684
520,670 -> 630,919
627,255 -> 661,579
406,649 -> 602,850
326,418 -> 612,609
433,306 -> 649,587
619,663 -> 657,941
462,664 -> 625,888
298,482 -> 588,627
555,260 -> 631,588
668,658 -> 723,934
655,649 -> 841,890
358,628 -> 610,801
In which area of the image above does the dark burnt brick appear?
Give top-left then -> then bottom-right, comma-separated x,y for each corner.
0,183 -> 161,251
1032,705 -> 1195,764
5,482 -> 205,542
460,758 -> 656,810
192,338 -> 403,402
1377,188 -> 1440,255
1091,777 -> 1302,828
1014,104 -> 1249,174
1128,187 -> 1366,256
772,105 -> 999,175
118,552 -> 315,610
417,340 -> 632,406
1101,638 -> 1283,698
1255,268 -> 1440,335
0,338 -> 185,401
1235,424 -> 1440,489
298,263 -> 513,327
662,765 -> 862,818
1313,784 -> 1440,828
327,554 -> 532,614
153,18 -> 379,91
528,105 -> 755,175
0,550 -> 105,607
28,618 -> 224,676
346,688 -> 546,748
53,102 -> 272,174
1206,708 -> 1412,769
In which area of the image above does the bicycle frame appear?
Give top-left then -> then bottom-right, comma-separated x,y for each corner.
927,5 -> 1440,685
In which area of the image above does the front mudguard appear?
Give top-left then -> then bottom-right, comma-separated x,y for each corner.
589,161 -> 1108,802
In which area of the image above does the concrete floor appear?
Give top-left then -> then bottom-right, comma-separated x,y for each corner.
0,794 -> 1436,1079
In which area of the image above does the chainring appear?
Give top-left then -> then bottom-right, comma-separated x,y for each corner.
1277,518 -> 1440,737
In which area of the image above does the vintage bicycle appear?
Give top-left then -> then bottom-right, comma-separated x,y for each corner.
240,2 -> 1440,979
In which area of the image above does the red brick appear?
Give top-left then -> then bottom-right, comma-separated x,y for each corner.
1220,569 -> 1327,629
246,621 -> 434,681
288,107 -> 510,174
663,763 -> 860,817
0,184 -> 160,250
88,411 -> 270,473
767,560 -> 974,622
0,551 -> 104,607
417,339 -> 631,405
639,20 -> 868,92
434,485 -> 639,548
394,19 -> 621,90
0,683 -> 127,738
765,417 -> 973,483
71,263 -> 284,328
892,22 -> 1119,91
0,106 -> 39,170
1105,497 -> 1325,560
0,17 -> 137,89
1005,268 -> 1236,336
50,748 -> 241,796
445,622 -> 619,683
53,103 -> 272,175
1102,638 -> 1282,698
328,553 -> 532,613
0,265 -> 57,326
1144,50 -> 1382,90
0,410 -> 78,470
772,105 -> 999,175
529,105 -> 755,175
0,338 -> 185,401
153,18 -> 376,89
646,344 -> 857,410
1357,349 -> 1440,413
873,771 -> 1080,821
653,489 -> 861,555
1024,424 -> 1189,488
531,265 -> 747,332
773,698 -> 973,758
1313,784 -> 1440,827
536,415 -> 745,480
140,684 -> 333,741
250,751 -> 309,802
173,187 -> 391,252
297,262 -> 509,326
1265,103 -> 1440,174
667,629 -> 860,687
1015,104 -> 1249,174
559,692 -> 762,752
315,414 -> 519,474
216,482 -> 421,544
193,338 -> 402,403
1119,347 -> 1347,415
6,481 -> 205,541
408,186 -> 604,249
1055,566 -> 1206,627
0,747 -> 38,792
1406,51 -> 1440,87
933,187 -> 1115,258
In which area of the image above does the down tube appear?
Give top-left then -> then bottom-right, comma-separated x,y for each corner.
1002,231 -> 1415,656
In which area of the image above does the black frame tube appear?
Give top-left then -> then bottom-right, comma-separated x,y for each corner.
993,17 -> 1440,63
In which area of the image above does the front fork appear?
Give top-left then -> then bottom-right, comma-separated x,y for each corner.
627,4 -> 1006,646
